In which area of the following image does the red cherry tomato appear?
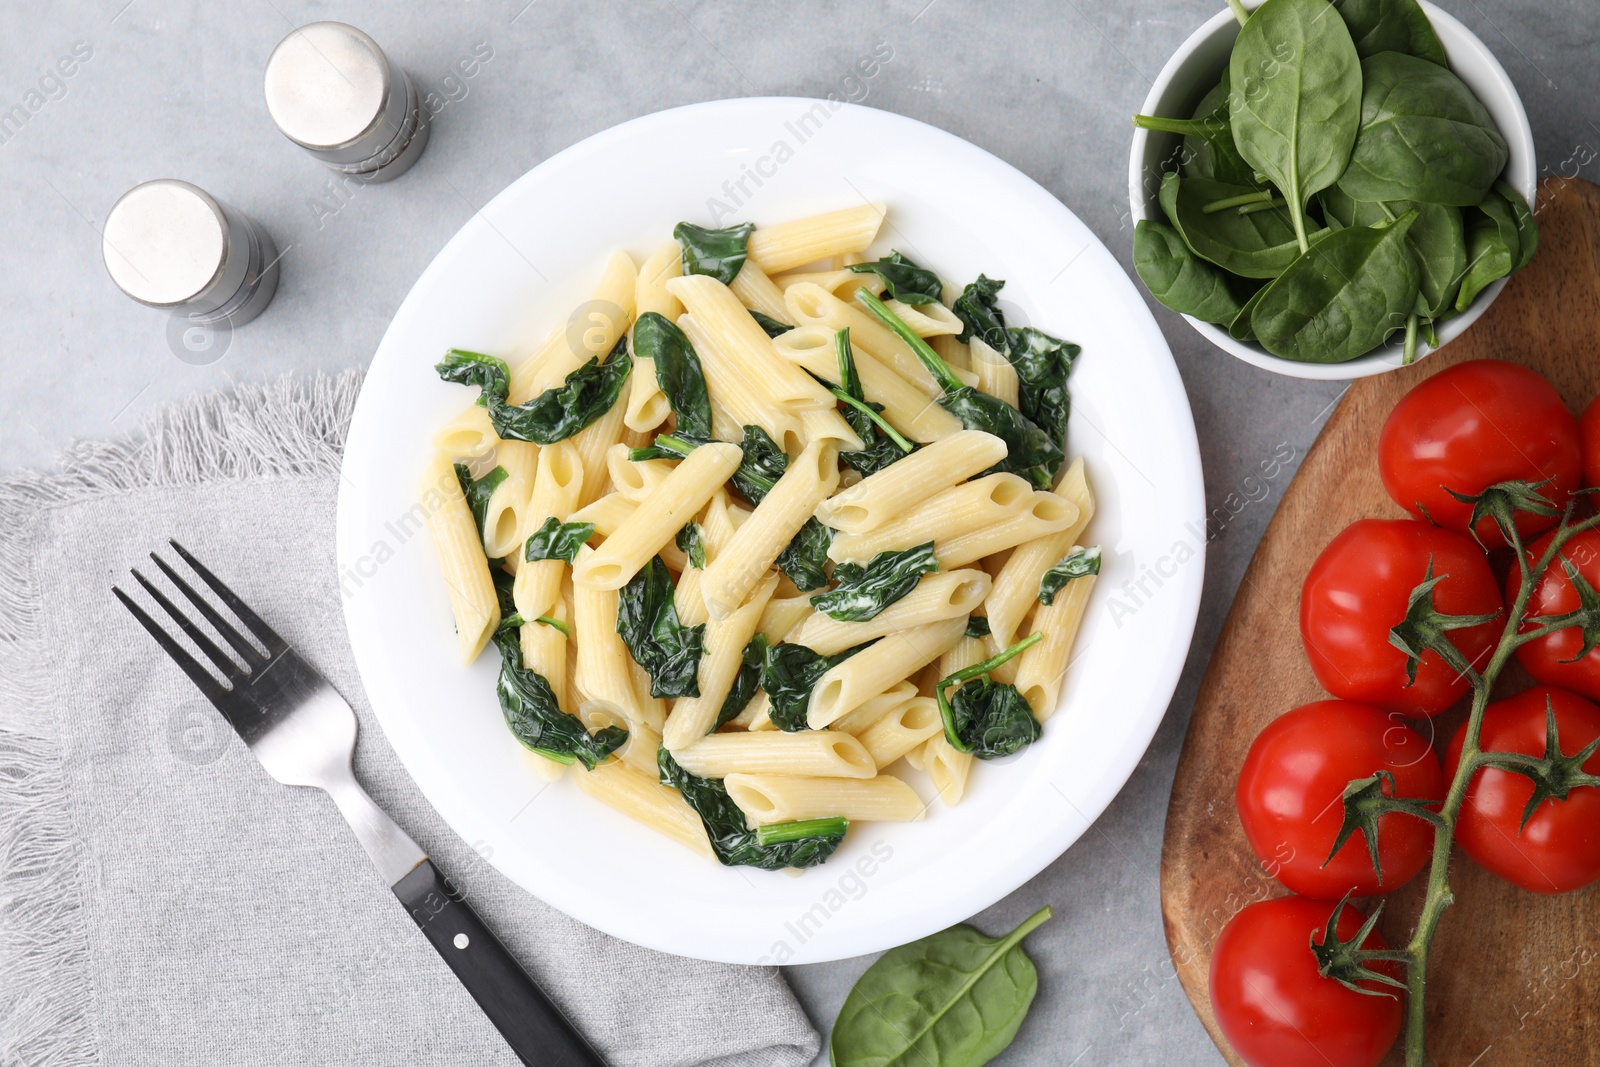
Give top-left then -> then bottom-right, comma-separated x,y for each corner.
1237,701 -> 1442,899
1301,519 -> 1500,716
1509,528 -> 1600,701
1378,360 -> 1580,548
1210,896 -> 1403,1067
1446,686 -> 1600,893
1581,395 -> 1600,490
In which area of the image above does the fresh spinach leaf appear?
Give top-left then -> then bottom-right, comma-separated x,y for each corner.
1159,172 -> 1307,279
715,635 -> 767,729
673,221 -> 753,285
811,541 -> 939,622
523,517 -> 595,564
951,274 -> 1008,349
1336,51 -> 1509,207
937,633 -> 1044,759
658,747 -> 846,869
675,522 -> 707,569
616,557 -> 705,698
1229,284 -> 1269,341
490,627 -> 626,769
1039,546 -> 1102,606
1498,181 -> 1539,274
1320,189 -> 1466,318
454,463 -> 508,541
858,289 -> 1064,490
829,906 -> 1052,1067
1134,219 -> 1260,325
965,616 -> 991,639
1184,73 -> 1259,186
1455,203 -> 1515,312
750,309 -> 795,337
777,517 -> 834,593
843,251 -> 944,305
1228,0 -> 1363,251
437,341 -> 632,445
1004,326 -> 1078,451
1251,212 -> 1421,362
761,641 -> 870,732
731,424 -> 790,506
1331,0 -> 1447,63
635,311 -> 713,440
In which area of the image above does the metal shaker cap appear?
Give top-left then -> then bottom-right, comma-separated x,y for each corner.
263,22 -> 428,179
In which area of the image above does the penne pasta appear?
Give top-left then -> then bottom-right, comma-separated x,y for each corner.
909,734 -> 974,806
667,274 -> 836,409
419,452 -> 499,664
807,616 -> 967,729
511,250 -> 637,402
792,570 -> 992,656
723,772 -> 924,827
770,325 -> 961,445
756,593 -> 815,645
826,679 -> 921,736
481,440 -> 539,563
728,258 -> 790,322
671,730 -> 877,780
746,203 -> 886,274
856,696 -> 944,768
815,429 -> 1009,533
934,490 -> 1079,570
783,282 -> 978,396
1014,566 -> 1097,719
571,545 -> 658,730
773,267 -> 884,300
970,336 -> 1019,407
572,759 -> 714,858
605,443 -> 677,503
678,313 -> 806,453
886,298 -> 962,337
827,473 -> 1037,563
663,574 -> 778,751
986,457 -> 1096,647
433,403 -> 499,459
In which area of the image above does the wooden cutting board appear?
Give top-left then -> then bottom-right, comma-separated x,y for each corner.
1161,177 -> 1600,1067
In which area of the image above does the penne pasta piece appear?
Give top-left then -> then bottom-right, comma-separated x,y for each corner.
618,721 -> 664,778
792,570 -> 991,657
827,679 -> 921,736
678,314 -> 806,453
572,759 -> 714,858
626,357 -> 672,435
670,730 -> 876,780
519,596 -> 571,711
572,442 -> 742,590
970,336 -> 1019,407
700,439 -> 840,620
635,241 -> 683,319
773,267 -> 884,300
746,203 -> 885,274
783,283 -> 978,396
569,492 -> 635,540
433,403 -> 499,459
571,545 -> 656,730
935,490 -> 1079,570
815,429 -> 1009,533
828,473 -> 1037,563
937,634 -> 987,681
757,594 -> 815,645
605,443 -> 676,503
770,326 -> 961,444
909,735 -> 974,806
663,574 -> 779,751
572,388 -> 629,510
723,772 -> 924,828
728,258 -> 790,322
522,747 -> 568,782
808,616 -> 967,729
511,250 -> 637,402
667,274 -> 836,410
727,689 -> 769,730
420,452 -> 500,664
857,696 -> 944,768
986,457 -> 1096,647
481,440 -> 539,563
796,405 -> 866,453
930,334 -> 971,372
1014,566 -> 1097,720
886,298 -> 963,337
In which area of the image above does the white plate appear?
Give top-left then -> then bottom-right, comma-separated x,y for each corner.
337,98 -> 1205,964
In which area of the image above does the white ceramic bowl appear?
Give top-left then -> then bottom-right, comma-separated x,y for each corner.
1128,1 -> 1536,379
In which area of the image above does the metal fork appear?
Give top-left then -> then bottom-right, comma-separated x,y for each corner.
115,540 -> 605,1067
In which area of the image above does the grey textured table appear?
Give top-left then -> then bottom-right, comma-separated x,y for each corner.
4,1 -> 1594,1063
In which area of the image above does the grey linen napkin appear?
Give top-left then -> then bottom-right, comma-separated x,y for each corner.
0,373 -> 821,1067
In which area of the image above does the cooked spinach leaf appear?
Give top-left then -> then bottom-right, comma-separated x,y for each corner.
937,633 -> 1044,759
731,424 -> 789,506
840,433 -> 912,477
965,616 -> 991,639
756,817 -> 850,846
1134,219 -> 1260,325
627,431 -> 704,463
829,907 -> 1052,1067
750,309 -> 795,337
857,289 -> 1063,490
658,747 -> 846,869
534,615 -> 570,637
843,250 -> 944,305
761,641 -> 870,732
1331,0 -> 1447,64
524,517 -> 595,564
491,567 -> 521,629
1039,546 -> 1102,606
778,517 -> 834,592
635,311 -> 712,439
436,341 -> 632,445
673,221 -> 753,285
1005,326 -> 1078,452
716,635 -> 767,729
810,541 -> 938,622
675,522 -> 707,569
616,557 -> 705,698
811,329 -> 914,473
490,627 -> 626,769
951,274 -> 1008,349
454,463 -> 508,541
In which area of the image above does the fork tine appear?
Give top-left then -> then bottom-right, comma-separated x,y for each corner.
132,568 -> 247,679
148,552 -> 266,666
114,585 -> 231,706
167,539 -> 287,656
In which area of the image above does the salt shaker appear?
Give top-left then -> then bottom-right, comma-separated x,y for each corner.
263,22 -> 430,182
101,179 -> 279,327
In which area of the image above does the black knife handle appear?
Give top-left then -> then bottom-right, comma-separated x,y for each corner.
393,859 -> 606,1067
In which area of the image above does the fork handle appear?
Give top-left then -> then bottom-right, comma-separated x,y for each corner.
393,859 -> 606,1067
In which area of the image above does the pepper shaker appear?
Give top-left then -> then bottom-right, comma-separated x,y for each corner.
263,22 -> 430,182
101,179 -> 279,328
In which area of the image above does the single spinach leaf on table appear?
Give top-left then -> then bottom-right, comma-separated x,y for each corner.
829,906 -> 1053,1067
491,627 -> 626,769
1159,171 -> 1307,280
1331,0 -> 1447,63
810,541 -> 939,622
616,556 -> 705,698
523,517 -> 595,564
1228,0 -> 1363,251
843,250 -> 944,305
675,522 -> 707,569
749,310 -> 795,337
1039,546 -> 1102,606
761,640 -> 870,732
715,635 -> 767,729
1335,51 -> 1509,207
1321,187 -> 1466,318
436,341 -> 632,445
634,311 -> 713,440
1134,219 -> 1261,324
1251,211 -> 1421,362
453,463 -> 508,542
936,633 -> 1044,759
673,221 -> 753,284
658,747 -> 846,869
